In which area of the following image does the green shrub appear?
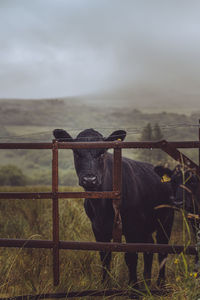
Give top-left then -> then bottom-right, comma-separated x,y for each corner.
0,165 -> 28,186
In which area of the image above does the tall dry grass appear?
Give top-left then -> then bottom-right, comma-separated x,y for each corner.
0,187 -> 199,299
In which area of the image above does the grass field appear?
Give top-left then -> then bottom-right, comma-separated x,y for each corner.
0,186 -> 199,299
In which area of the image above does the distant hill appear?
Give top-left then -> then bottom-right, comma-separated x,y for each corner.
0,98 -> 199,141
0,98 -> 199,183
82,87 -> 200,114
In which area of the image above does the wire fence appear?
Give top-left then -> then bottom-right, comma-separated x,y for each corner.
0,123 -> 200,141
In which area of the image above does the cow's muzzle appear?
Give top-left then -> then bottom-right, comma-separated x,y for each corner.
80,175 -> 98,189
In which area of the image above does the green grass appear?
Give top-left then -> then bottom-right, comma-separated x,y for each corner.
0,187 -> 199,299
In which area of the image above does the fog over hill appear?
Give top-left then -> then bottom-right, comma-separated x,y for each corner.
82,88 -> 200,113
0,98 -> 199,141
1,1 -> 200,112
0,98 -> 199,169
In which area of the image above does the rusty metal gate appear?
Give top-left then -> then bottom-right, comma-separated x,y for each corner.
0,128 -> 200,297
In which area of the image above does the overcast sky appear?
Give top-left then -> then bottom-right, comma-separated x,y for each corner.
0,0 -> 200,106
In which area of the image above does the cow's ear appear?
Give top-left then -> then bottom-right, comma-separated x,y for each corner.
154,166 -> 173,182
105,130 -> 126,142
53,129 -> 73,142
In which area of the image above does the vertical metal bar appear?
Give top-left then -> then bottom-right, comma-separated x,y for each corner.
199,119 -> 200,169
195,120 -> 200,273
52,140 -> 59,286
113,148 -> 122,192
112,147 -> 122,242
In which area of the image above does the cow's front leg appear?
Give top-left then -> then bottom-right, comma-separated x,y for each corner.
125,252 -> 138,287
92,224 -> 112,282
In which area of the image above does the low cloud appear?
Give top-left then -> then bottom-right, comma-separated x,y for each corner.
0,0 -> 200,107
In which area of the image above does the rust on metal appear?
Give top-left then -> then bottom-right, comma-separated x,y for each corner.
0,143 -> 52,149
52,140 -> 59,286
160,140 -> 200,175
0,192 -> 53,199
112,147 -> 122,243
0,238 -> 196,255
58,140 -> 200,149
59,241 -> 196,255
0,288 -> 171,299
0,140 -> 200,150
57,191 -> 119,199
199,119 -> 200,170
113,148 -> 122,192
0,238 -> 53,248
0,191 -> 119,200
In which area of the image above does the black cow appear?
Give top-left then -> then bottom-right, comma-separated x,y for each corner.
154,165 -> 200,267
53,128 -> 174,287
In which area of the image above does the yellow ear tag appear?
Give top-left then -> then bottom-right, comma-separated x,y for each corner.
161,174 -> 171,183
117,138 -> 122,141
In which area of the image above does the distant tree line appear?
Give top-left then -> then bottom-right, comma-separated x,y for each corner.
137,123 -> 168,164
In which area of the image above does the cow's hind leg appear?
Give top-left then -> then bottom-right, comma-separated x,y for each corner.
124,234 -> 140,288
125,252 -> 138,286
156,210 -> 174,286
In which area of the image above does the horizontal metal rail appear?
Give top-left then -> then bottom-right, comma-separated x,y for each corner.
0,191 -> 120,199
0,140 -> 200,149
0,143 -> 52,149
0,239 -> 196,255
0,288 -> 171,300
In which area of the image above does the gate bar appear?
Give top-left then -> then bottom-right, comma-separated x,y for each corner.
0,191 -> 119,200
52,140 -> 59,286
112,147 -> 122,242
160,140 -> 200,174
113,147 -> 122,193
57,141 -> 200,149
0,239 -> 196,255
0,141 -> 200,150
199,119 -> 200,169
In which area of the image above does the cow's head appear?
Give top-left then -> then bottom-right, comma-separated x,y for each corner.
53,128 -> 126,190
154,165 -> 199,211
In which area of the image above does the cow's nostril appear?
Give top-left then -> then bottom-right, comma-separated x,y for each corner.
82,175 -> 97,186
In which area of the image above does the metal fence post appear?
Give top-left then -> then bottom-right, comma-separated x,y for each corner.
112,147 -> 122,242
194,120 -> 200,273
199,119 -> 200,170
52,140 -> 59,286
